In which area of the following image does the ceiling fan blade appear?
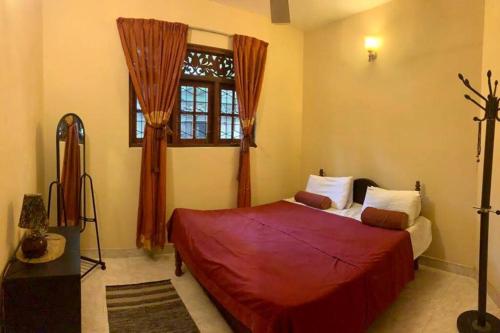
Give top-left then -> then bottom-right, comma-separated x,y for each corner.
270,0 -> 290,24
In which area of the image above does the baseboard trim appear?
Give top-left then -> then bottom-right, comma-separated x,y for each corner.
419,255 -> 476,278
419,255 -> 500,308
81,244 -> 174,258
488,281 -> 500,307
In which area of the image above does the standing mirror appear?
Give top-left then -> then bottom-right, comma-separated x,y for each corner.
56,113 -> 84,226
47,113 -> 106,278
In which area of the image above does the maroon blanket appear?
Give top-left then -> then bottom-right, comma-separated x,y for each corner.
168,201 -> 414,333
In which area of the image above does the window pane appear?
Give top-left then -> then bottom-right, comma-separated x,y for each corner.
221,103 -> 231,114
181,85 -> 194,101
222,89 -> 233,104
180,114 -> 193,139
220,115 -> 233,139
196,87 -> 208,113
136,111 -> 145,139
221,89 -> 233,114
195,115 -> 207,139
196,102 -> 208,113
181,100 -> 194,112
136,98 -> 142,111
234,92 -> 239,114
196,87 -> 208,102
233,117 -> 241,139
181,86 -> 194,113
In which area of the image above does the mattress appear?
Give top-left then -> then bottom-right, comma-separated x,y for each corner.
286,199 -> 432,259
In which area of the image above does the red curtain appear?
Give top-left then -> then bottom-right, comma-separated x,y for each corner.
233,35 -> 268,208
117,18 -> 187,250
60,120 -> 81,226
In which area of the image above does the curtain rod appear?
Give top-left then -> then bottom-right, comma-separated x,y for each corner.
189,26 -> 233,37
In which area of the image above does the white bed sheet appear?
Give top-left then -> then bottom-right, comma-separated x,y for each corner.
285,199 -> 432,259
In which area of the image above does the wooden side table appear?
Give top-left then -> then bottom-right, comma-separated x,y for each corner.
2,227 -> 81,333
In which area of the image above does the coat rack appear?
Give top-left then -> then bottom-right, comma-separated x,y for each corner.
457,70 -> 500,333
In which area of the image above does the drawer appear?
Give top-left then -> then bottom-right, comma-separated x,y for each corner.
3,275 -> 80,310
5,305 -> 81,333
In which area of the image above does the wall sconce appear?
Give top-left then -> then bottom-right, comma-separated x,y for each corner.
364,36 -> 380,62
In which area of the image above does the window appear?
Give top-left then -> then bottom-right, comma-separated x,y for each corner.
220,87 -> 241,140
129,44 -> 254,147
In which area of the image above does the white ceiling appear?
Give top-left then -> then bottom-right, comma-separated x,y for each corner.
210,0 -> 392,31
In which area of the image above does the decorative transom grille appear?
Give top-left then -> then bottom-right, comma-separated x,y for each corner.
183,51 -> 234,79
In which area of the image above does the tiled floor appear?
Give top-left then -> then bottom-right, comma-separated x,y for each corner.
82,255 -> 500,333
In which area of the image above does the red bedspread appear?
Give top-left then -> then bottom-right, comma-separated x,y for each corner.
168,201 -> 414,333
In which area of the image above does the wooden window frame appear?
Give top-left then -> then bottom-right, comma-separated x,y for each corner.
129,44 -> 256,148
129,81 -> 141,147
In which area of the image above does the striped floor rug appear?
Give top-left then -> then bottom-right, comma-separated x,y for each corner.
106,279 -> 199,333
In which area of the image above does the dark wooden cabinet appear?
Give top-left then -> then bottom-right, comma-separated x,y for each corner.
3,227 -> 81,333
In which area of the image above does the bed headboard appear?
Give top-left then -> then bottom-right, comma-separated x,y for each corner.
318,169 -> 421,204
352,178 -> 378,204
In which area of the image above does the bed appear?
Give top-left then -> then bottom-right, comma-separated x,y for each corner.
167,178 -> 432,333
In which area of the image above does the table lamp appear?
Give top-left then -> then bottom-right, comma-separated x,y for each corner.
18,194 -> 48,258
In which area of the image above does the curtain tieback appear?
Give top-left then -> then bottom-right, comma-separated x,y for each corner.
241,119 -> 255,128
240,132 -> 253,153
240,119 -> 254,153
148,123 -> 171,174
237,132 -> 253,181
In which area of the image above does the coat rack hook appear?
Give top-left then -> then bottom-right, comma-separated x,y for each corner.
465,95 -> 486,111
487,70 -> 493,96
459,73 -> 488,102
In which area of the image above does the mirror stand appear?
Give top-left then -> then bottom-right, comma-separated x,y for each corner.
47,113 -> 106,278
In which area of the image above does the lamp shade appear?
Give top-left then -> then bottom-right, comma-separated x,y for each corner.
19,194 -> 48,230
364,36 -> 381,51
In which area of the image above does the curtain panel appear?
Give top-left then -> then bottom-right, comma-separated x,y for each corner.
60,120 -> 81,226
117,18 -> 188,250
233,35 -> 268,208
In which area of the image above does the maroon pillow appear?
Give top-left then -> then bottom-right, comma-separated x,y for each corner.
294,191 -> 332,210
361,207 -> 409,230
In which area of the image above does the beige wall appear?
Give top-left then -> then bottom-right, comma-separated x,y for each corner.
41,0 -> 304,249
482,0 -> 500,301
38,0 -> 489,269
302,0 -> 484,268
0,0 -> 496,302
0,0 -> 43,269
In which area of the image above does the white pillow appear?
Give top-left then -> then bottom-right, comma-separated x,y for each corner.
345,181 -> 354,209
362,186 -> 422,226
305,175 -> 353,210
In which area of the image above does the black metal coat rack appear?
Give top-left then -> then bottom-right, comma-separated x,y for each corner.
47,113 -> 106,279
457,71 -> 500,333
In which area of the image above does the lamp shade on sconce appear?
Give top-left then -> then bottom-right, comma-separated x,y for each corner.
364,36 -> 380,51
364,36 -> 380,62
